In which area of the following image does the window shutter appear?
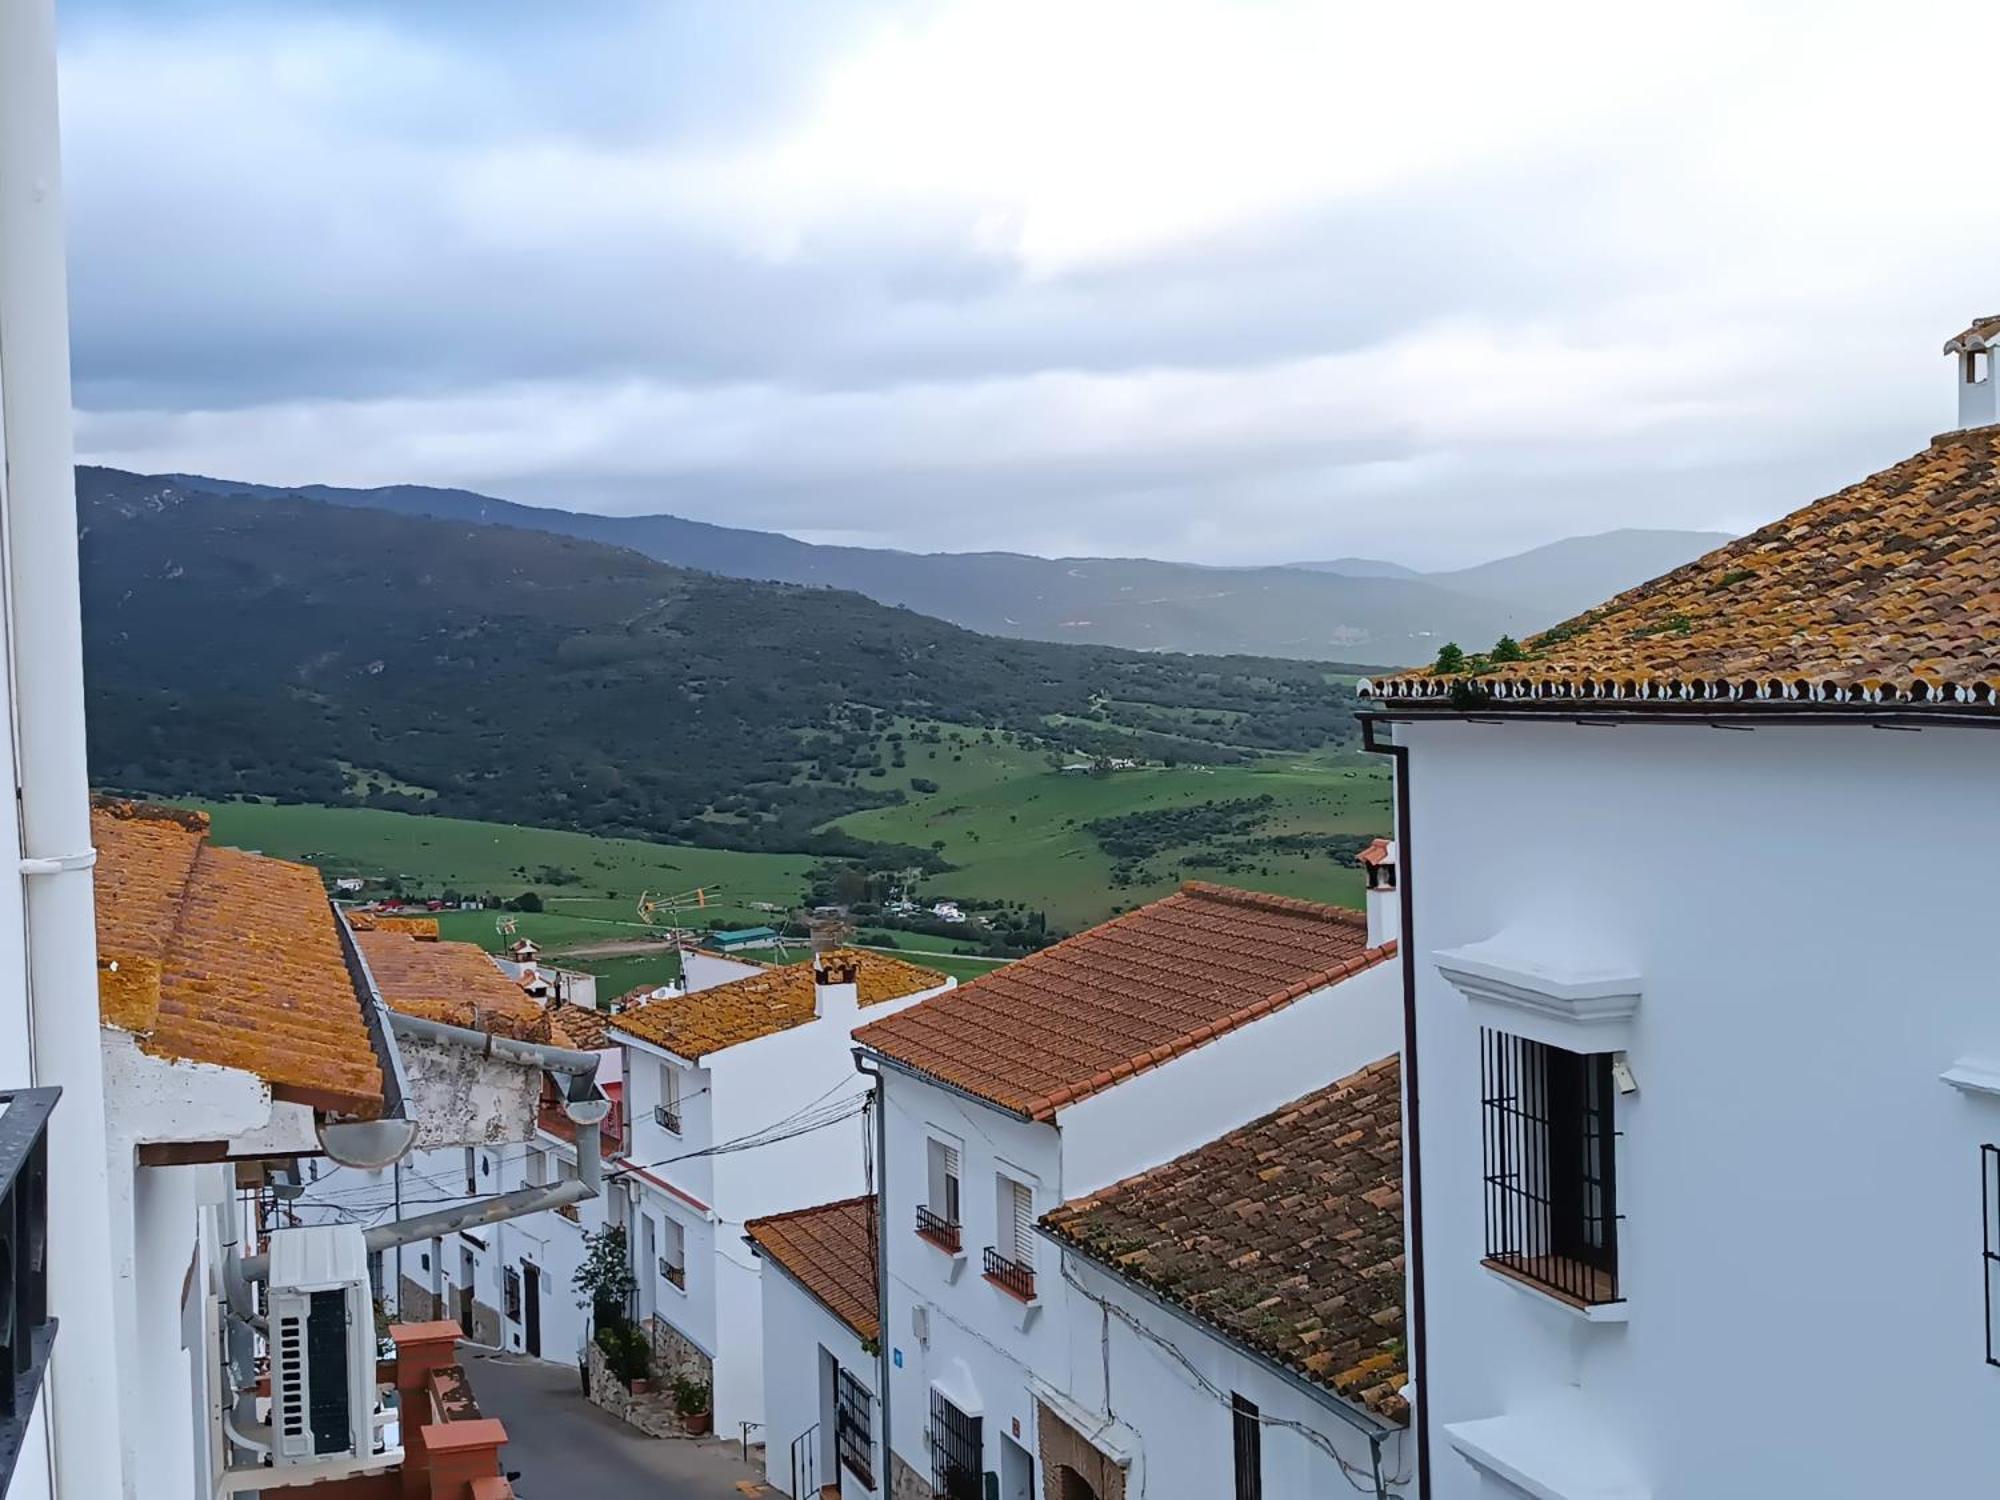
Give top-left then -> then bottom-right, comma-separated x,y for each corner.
1011,1180 -> 1034,1264
943,1143 -> 960,1179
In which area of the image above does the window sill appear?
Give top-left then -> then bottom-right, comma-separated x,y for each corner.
1482,1257 -> 1628,1323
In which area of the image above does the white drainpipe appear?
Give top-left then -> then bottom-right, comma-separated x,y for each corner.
0,2 -> 131,1497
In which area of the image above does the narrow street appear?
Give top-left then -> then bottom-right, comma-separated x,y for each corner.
462,1350 -> 772,1498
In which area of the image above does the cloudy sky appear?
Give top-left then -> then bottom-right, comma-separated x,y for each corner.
53,0 -> 2000,567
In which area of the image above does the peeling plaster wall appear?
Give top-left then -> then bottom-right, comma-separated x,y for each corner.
400,1035 -> 543,1148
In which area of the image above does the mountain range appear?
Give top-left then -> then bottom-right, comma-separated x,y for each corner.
131,468 -> 1730,664
75,469 -> 1363,856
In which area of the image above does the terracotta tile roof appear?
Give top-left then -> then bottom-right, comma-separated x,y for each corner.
354,930 -> 573,1045
1356,837 -> 1392,869
1368,425 -> 2000,709
546,999 -> 611,1050
744,1195 -> 879,1342
852,883 -> 1392,1121
345,911 -> 439,938
1043,1056 -> 1407,1422
1945,316 -> 2000,353
91,800 -> 384,1116
611,948 -> 947,1060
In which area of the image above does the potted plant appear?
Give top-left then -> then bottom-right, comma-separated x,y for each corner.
671,1373 -> 713,1435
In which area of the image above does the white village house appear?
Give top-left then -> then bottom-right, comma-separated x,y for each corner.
846,882 -> 1401,1500
608,949 -> 955,1438
1358,323 -> 2000,1499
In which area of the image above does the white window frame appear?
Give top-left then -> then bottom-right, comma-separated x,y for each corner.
926,1135 -> 963,1225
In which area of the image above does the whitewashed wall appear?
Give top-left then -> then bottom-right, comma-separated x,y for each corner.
1054,1252 -> 1413,1497
1401,718 -> 2000,1498
759,1259 -> 877,1500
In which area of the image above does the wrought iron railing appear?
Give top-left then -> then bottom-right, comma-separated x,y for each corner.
789,1421 -> 821,1498
1983,1144 -> 2000,1366
835,1366 -> 873,1487
916,1205 -> 961,1253
1480,1029 -> 1621,1306
653,1102 -> 681,1135
660,1256 -> 685,1290
982,1246 -> 1035,1301
930,1389 -> 981,1500
0,1087 -> 59,1496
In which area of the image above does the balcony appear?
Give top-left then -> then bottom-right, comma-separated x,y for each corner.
981,1247 -> 1034,1302
915,1206 -> 961,1254
0,1087 -> 57,1498
659,1257 -> 685,1290
653,1102 -> 681,1135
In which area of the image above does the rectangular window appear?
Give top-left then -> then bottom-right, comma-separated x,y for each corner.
463,1147 -> 477,1196
1984,1145 -> 2000,1366
656,1062 -> 682,1134
919,1138 -> 963,1250
503,1266 -> 522,1322
930,1388 -> 981,1500
1480,1029 -> 1620,1306
983,1174 -> 1036,1299
661,1216 -> 686,1289
1232,1393 -> 1261,1500
835,1366 -> 873,1487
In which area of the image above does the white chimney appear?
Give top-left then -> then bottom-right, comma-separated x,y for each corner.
1944,317 -> 2000,430
813,951 -> 860,1020
1360,838 -> 1399,948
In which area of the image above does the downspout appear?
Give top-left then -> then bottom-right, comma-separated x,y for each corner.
852,1048 -> 892,1498
243,1013 -> 607,1280
0,4 -> 129,1495
1361,713 -> 1428,1500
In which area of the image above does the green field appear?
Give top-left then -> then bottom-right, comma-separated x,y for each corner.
830,730 -> 1389,929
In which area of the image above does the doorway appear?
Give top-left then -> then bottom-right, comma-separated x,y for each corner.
640,1215 -> 658,1326
522,1260 -> 542,1357
1000,1434 -> 1034,1500
1056,1467 -> 1099,1500
457,1246 -> 475,1336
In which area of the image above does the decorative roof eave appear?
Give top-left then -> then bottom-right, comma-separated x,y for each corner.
1361,671 -> 2000,710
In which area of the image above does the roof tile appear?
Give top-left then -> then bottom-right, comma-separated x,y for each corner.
744,1195 -> 879,1342
355,929 -> 572,1045
853,883 -> 1392,1119
1043,1055 -> 1406,1422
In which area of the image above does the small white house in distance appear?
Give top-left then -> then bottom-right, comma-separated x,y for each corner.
609,949 -> 954,1438
1039,1055 -> 1410,1499
1360,327 -> 2000,1500
851,882 -> 1399,1500
747,1196 -> 883,1499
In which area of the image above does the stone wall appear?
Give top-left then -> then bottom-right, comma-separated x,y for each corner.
1035,1402 -> 1127,1500
585,1338 -> 693,1439
889,1449 -> 934,1500
398,1276 -> 443,1322
642,1313 -> 714,1386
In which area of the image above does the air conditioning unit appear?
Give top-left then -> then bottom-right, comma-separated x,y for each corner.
266,1224 -> 379,1468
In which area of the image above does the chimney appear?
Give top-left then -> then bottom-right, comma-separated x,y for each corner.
1945,317 -> 2000,430
813,950 -> 860,1019
1358,838 -> 1398,947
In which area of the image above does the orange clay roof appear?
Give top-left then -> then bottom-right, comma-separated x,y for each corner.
545,999 -> 611,1050
91,800 -> 384,1116
1043,1055 -> 1407,1422
744,1195 -> 879,1342
1368,425 -> 2000,710
853,883 -> 1393,1121
611,948 -> 947,1060
354,930 -> 573,1045
1356,837 -> 1393,869
345,911 -> 439,938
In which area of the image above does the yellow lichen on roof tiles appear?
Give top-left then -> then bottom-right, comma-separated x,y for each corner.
612,948 -> 945,1059
1370,426 -> 2000,708
354,929 -> 571,1044
347,911 -> 439,938
91,801 -> 385,1117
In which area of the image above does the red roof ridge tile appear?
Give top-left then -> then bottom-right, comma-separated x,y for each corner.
1177,881 -> 1370,927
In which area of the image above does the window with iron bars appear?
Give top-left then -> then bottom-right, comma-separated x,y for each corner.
1983,1145 -> 2000,1366
930,1388 -> 981,1500
835,1366 -> 873,1487
1480,1029 -> 1621,1306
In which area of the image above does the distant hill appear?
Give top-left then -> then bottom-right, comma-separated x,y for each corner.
76,471 -> 1367,857
1426,529 -> 1735,621
123,469 -> 1724,661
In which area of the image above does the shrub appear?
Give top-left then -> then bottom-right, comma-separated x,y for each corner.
671,1373 -> 712,1415
595,1323 -> 651,1385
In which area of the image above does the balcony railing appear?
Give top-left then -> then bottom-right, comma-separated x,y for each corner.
0,1087 -> 59,1497
653,1102 -> 681,1135
981,1247 -> 1034,1302
915,1206 -> 961,1253
659,1257 -> 685,1290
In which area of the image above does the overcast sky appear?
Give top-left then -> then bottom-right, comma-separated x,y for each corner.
53,0 -> 2000,567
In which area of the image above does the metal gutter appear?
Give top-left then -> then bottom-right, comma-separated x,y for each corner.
333,906 -> 415,1124
386,1009 -> 604,1104
1360,714 -> 1428,1500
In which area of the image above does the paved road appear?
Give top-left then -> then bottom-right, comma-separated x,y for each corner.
462,1349 -> 771,1498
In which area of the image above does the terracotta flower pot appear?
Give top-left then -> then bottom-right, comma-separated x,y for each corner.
682,1409 -> 712,1436
629,1377 -> 650,1395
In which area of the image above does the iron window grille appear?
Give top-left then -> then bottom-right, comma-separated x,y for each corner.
930,1388 -> 981,1500
653,1102 -> 681,1135
1232,1392 -> 1262,1500
1983,1145 -> 2000,1367
0,1087 -> 57,1497
1480,1029 -> 1621,1306
916,1205 -> 962,1253
503,1266 -> 522,1321
835,1366 -> 873,1487
982,1246 -> 1036,1301
659,1255 -> 685,1290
